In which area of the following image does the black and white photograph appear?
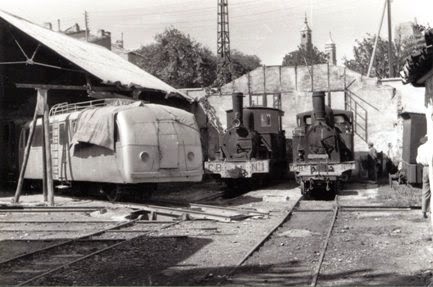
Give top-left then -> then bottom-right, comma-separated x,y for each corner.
0,0 -> 432,285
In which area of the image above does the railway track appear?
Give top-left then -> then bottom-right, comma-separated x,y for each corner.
213,196 -> 418,286
0,200 -> 268,285
0,219 -> 178,286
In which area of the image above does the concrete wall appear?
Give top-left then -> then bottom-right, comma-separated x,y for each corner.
198,65 -> 403,154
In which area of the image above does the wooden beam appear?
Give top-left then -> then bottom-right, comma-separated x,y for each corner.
416,67 -> 433,85
13,104 -> 40,203
40,89 -> 54,206
15,83 -> 160,93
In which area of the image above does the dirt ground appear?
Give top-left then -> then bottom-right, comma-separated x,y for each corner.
0,180 -> 432,286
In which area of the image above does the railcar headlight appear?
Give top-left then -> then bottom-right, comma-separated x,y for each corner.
187,152 -> 195,161
139,152 -> 150,162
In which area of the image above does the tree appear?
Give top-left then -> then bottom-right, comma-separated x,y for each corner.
230,49 -> 261,78
133,28 -> 216,88
133,28 -> 262,88
344,25 -> 426,79
282,45 -> 328,67
343,34 -> 398,78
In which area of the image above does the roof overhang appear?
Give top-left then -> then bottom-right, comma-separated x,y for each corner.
0,10 -> 193,102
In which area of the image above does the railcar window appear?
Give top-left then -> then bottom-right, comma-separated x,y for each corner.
59,123 -> 66,145
71,120 -> 77,132
305,116 -> 312,125
261,113 -> 272,127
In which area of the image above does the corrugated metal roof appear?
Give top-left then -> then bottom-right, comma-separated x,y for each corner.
0,10 -> 191,100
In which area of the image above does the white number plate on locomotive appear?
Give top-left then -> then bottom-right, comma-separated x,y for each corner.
290,162 -> 355,176
205,160 -> 269,178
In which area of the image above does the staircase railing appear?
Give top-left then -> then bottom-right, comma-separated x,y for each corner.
345,89 -> 368,143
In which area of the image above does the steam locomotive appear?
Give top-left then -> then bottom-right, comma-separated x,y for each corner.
204,92 -> 287,188
290,91 -> 355,197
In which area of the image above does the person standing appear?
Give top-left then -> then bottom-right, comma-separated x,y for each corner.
368,142 -> 378,183
416,136 -> 431,219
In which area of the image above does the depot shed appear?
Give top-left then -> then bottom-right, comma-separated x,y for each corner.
0,10 -> 194,185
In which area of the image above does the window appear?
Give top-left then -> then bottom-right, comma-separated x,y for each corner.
59,123 -> 66,145
251,95 -> 263,107
273,94 -> 282,110
261,113 -> 272,127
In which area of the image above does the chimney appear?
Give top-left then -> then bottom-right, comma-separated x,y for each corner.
43,22 -> 53,30
312,91 -> 326,121
232,92 -> 244,127
57,19 -> 61,32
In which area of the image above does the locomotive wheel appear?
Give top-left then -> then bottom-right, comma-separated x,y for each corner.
100,184 -> 122,202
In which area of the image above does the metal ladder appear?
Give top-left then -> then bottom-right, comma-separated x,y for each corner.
50,122 -> 60,180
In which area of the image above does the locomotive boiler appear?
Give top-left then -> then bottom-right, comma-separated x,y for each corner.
20,99 -> 203,200
204,92 -> 287,188
290,91 -> 355,197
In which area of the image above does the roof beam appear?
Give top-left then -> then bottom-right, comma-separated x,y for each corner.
15,83 -> 156,93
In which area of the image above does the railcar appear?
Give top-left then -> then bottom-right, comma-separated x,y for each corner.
20,99 -> 203,200
290,91 -> 355,197
204,92 -> 287,188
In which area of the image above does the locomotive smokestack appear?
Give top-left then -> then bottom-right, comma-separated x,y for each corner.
312,91 -> 326,120
232,92 -> 244,127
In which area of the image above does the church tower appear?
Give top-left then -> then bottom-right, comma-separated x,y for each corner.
300,14 -> 312,49
325,32 -> 337,65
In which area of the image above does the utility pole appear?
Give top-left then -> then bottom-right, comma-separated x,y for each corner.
217,0 -> 230,61
216,0 -> 232,85
387,0 -> 394,77
367,0 -> 387,77
84,11 -> 89,41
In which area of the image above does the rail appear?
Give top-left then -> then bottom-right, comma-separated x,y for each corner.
0,219 -> 178,286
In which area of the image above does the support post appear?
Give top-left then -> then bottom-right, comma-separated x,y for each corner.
40,89 -> 54,206
13,92 -> 45,203
387,0 -> 394,77
327,62 -> 331,107
367,0 -> 387,77
41,116 -> 48,202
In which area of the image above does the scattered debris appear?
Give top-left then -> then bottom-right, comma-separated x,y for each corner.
262,195 -> 290,202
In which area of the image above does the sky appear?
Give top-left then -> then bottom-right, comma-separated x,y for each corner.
2,0 -> 432,65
